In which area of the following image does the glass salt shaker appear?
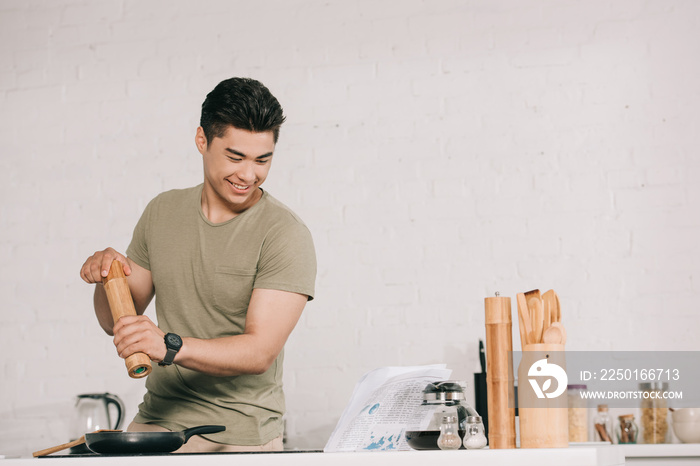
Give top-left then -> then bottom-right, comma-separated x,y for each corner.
437,415 -> 462,450
463,416 -> 487,450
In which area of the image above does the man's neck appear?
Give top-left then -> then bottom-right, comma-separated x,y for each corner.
200,186 -> 262,223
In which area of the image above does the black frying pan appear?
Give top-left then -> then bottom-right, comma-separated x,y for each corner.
84,425 -> 225,454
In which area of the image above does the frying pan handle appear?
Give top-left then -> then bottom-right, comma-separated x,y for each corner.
182,425 -> 226,441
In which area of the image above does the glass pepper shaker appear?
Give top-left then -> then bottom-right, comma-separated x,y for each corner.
616,414 -> 638,444
437,415 -> 462,450
463,415 -> 487,449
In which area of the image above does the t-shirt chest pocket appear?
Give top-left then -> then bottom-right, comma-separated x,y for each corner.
212,265 -> 257,316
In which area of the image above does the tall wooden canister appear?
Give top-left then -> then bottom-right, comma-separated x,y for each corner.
484,295 -> 516,448
518,343 -> 568,448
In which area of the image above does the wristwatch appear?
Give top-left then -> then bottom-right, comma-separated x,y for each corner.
159,333 -> 183,366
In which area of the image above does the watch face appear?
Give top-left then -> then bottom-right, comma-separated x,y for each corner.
165,333 -> 182,349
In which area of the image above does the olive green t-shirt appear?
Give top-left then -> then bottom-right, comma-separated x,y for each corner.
126,184 -> 316,445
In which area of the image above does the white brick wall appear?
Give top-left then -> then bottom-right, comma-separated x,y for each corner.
1,0 -> 699,457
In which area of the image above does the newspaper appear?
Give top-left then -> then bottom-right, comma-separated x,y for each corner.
323,364 -> 452,452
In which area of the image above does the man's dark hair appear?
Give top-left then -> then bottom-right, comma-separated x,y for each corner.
200,77 -> 286,144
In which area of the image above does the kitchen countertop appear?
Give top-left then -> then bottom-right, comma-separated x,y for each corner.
621,443 -> 700,456
1,445 -> 625,466
621,443 -> 700,465
6,443 -> 700,465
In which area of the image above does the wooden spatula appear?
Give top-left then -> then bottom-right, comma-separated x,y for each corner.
542,289 -> 556,330
524,289 -> 544,344
516,292 -> 534,349
33,436 -> 89,457
529,296 -> 544,344
33,430 -> 121,457
516,299 -> 528,350
524,289 -> 541,316
543,289 -> 561,323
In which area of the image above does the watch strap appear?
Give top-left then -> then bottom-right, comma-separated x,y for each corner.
158,333 -> 182,366
159,347 -> 178,366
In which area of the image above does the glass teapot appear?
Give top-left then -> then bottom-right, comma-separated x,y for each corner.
422,381 -> 479,432
70,393 -> 125,440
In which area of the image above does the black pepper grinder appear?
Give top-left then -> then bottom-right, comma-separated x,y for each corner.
473,339 -> 489,439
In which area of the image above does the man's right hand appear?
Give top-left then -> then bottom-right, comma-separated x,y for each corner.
80,247 -> 132,284
80,248 -> 154,336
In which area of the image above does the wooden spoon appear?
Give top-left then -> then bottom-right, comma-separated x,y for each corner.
542,322 -> 567,345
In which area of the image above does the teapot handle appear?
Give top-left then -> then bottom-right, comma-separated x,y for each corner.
103,393 -> 125,430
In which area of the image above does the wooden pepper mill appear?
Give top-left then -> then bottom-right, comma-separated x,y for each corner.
102,260 -> 152,378
484,293 -> 516,448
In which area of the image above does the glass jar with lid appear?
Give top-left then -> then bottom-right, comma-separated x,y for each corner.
421,381 -> 475,432
616,414 -> 638,444
639,382 -> 669,444
593,404 -> 613,443
567,385 -> 588,442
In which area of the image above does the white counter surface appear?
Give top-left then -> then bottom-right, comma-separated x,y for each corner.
1,446 -> 625,466
621,443 -> 700,465
621,443 -> 700,457
6,444 -> 700,465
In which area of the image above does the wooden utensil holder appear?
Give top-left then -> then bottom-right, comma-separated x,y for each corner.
102,260 -> 152,379
517,343 -> 568,448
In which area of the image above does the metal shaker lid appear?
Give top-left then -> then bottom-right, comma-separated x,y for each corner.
639,382 -> 669,391
422,381 -> 466,402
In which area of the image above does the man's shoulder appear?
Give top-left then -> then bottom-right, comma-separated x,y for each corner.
142,185 -> 200,216
257,191 -> 308,229
151,185 -> 201,205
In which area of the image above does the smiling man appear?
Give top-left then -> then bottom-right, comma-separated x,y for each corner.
79,78 -> 317,452
199,125 -> 274,222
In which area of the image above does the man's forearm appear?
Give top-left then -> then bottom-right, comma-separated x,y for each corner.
174,335 -> 277,377
93,284 -> 116,335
